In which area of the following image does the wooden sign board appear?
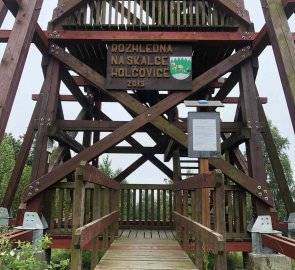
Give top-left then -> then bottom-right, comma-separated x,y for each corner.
188,112 -> 221,158
106,43 -> 192,90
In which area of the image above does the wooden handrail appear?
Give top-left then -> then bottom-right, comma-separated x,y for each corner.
73,210 -> 119,248
77,161 -> 120,190
173,211 -> 224,254
120,184 -> 173,190
172,171 -> 217,191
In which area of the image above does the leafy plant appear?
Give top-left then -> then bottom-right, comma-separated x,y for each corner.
0,235 -> 69,270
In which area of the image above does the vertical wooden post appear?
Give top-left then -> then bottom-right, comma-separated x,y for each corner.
110,189 -> 115,243
240,60 -> 270,216
194,187 -> 203,270
200,159 -> 210,227
183,189 -> 189,252
90,185 -> 100,270
214,171 -> 227,270
70,166 -> 85,270
173,149 -> 181,241
103,187 -> 110,249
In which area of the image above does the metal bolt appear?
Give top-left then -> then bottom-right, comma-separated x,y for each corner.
36,181 -> 40,186
264,197 -> 269,201
263,190 -> 268,194
148,113 -> 151,117
35,188 -> 39,192
28,192 -> 32,197
29,186 -> 33,189
258,192 -> 262,197
257,186 -> 262,190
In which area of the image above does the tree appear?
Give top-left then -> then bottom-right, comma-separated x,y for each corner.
262,120 -> 295,220
99,155 -> 122,179
0,133 -> 32,214
0,134 -> 15,202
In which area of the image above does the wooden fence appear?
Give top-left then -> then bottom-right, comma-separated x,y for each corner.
119,184 -> 174,229
55,0 -> 239,29
172,170 -> 227,269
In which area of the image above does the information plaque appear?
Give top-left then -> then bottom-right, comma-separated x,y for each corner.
188,112 -> 221,158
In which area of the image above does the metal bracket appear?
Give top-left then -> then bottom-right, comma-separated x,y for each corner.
14,212 -> 48,243
250,215 -> 280,254
0,207 -> 9,227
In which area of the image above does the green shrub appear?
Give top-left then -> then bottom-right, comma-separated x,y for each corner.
0,235 -> 69,270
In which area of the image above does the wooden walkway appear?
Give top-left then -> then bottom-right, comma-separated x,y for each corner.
95,230 -> 198,269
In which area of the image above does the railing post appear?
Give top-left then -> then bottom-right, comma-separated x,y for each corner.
183,189 -> 189,252
194,188 -> 203,270
90,184 -> 101,270
103,187 -> 110,249
70,165 -> 85,270
214,170 -> 227,270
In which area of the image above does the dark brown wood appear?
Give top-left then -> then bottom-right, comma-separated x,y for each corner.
23,46 -> 252,202
74,210 -> 119,248
173,172 -> 217,191
173,211 -> 224,254
47,30 -> 257,43
80,162 -> 120,190
209,158 -> 273,207
115,156 -> 148,182
239,60 -> 271,216
0,2 -> 8,27
214,172 -> 227,269
257,95 -> 295,213
0,0 -> 44,142
260,0 -> 295,132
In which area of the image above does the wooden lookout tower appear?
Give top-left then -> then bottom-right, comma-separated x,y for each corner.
1,0 -> 295,269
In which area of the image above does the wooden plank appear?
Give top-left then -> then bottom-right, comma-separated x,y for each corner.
151,188 -> 158,226
95,233 -> 197,269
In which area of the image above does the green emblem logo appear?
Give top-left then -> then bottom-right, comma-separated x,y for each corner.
170,57 -> 192,80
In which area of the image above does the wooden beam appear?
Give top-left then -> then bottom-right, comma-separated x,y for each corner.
257,92 -> 295,213
260,0 -> 295,133
0,0 -> 44,142
172,172 -> 217,191
210,0 -> 251,26
148,155 -> 173,180
23,46 -> 252,202
74,210 -> 119,248
173,211 -> 224,254
253,0 -> 294,57
1,88 -> 41,209
47,30 -> 257,43
80,162 -> 120,190
209,158 -> 273,207
0,2 -> 8,27
115,156 -> 148,182
221,128 -> 251,153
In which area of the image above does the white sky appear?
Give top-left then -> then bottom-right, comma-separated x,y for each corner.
1,1 -> 295,184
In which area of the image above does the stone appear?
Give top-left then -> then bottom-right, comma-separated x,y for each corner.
249,253 -> 292,270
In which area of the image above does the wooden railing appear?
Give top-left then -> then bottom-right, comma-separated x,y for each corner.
69,162 -> 120,270
172,170 -> 227,269
120,184 -> 174,229
53,0 -> 240,29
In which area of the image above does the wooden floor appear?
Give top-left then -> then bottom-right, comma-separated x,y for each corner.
95,229 -> 197,269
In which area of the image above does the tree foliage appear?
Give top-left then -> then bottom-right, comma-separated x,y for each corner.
0,133 -> 32,214
262,120 -> 295,219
